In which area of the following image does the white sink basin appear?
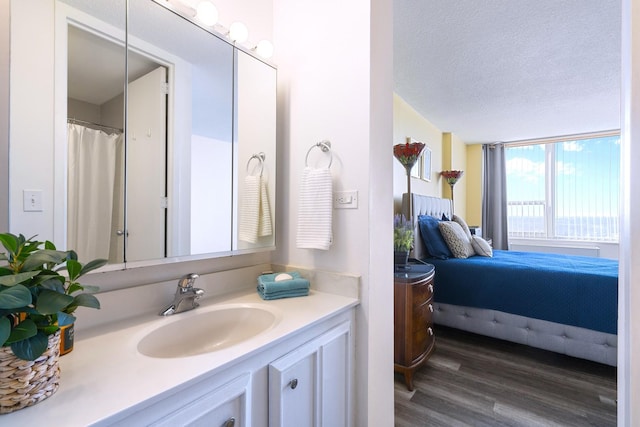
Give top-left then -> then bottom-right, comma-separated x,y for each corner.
137,304 -> 281,358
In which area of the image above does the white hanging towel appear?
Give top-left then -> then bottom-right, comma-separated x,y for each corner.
239,175 -> 260,243
239,175 -> 273,243
296,167 -> 333,250
258,177 -> 273,237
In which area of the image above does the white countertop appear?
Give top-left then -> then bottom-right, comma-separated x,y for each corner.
2,290 -> 358,425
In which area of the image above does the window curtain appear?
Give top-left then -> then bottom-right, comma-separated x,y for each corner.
67,123 -> 124,261
482,143 -> 508,249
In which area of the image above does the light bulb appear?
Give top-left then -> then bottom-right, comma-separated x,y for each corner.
255,40 -> 274,58
229,22 -> 249,43
195,1 -> 218,26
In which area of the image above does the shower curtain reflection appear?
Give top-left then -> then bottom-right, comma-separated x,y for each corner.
67,123 -> 124,263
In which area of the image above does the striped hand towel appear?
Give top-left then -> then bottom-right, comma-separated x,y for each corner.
239,175 -> 260,243
296,167 -> 333,250
258,177 -> 272,237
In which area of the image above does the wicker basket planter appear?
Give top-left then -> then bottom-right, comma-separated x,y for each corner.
0,332 -> 61,414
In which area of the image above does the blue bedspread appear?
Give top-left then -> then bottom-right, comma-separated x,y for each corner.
426,250 -> 618,334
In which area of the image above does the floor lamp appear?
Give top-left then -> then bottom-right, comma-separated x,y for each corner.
441,170 -> 464,215
393,140 -> 426,221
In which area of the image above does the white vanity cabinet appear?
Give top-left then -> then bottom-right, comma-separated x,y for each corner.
268,321 -> 351,427
107,373 -> 251,427
1,291 -> 358,426
95,309 -> 354,427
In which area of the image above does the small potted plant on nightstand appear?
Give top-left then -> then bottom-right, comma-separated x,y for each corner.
394,214 -> 413,270
0,233 -> 106,413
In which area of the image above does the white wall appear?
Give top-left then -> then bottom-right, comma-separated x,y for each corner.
619,0 -> 640,424
191,135 -> 232,254
273,0 -> 394,425
9,0 -> 56,240
0,0 -> 8,231
68,98 -> 101,123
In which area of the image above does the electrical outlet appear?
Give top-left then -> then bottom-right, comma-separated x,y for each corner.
334,191 -> 358,209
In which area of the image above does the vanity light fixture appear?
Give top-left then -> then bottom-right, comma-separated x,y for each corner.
195,1 -> 218,26
254,40 -> 274,59
228,22 -> 249,43
153,1 -> 273,59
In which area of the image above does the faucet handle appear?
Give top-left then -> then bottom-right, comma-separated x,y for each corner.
178,273 -> 199,289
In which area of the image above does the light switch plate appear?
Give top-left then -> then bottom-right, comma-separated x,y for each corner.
334,191 -> 358,209
23,190 -> 43,212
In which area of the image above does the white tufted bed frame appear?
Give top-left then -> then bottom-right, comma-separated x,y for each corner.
402,193 -> 617,366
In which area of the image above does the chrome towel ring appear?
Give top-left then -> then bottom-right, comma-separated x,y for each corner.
305,140 -> 332,168
246,152 -> 265,176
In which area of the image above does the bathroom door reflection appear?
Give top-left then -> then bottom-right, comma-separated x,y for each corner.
128,0 -> 234,260
125,65 -> 169,262
66,25 -> 127,264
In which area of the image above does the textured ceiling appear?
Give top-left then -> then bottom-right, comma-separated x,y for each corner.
393,0 -> 621,144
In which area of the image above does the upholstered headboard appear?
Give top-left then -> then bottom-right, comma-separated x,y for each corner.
402,194 -> 452,260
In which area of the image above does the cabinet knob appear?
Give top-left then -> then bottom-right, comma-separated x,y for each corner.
222,418 -> 236,427
428,284 -> 433,293
289,378 -> 298,390
427,327 -> 434,336
428,304 -> 434,313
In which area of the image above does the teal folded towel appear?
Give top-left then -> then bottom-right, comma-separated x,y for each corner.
258,288 -> 309,300
257,271 -> 310,300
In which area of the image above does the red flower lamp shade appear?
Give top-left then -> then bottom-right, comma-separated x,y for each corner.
393,142 -> 426,172
394,140 -> 426,221
441,170 -> 464,214
441,170 -> 464,185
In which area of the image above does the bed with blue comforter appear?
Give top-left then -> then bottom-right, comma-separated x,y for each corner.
404,193 -> 619,366
428,250 -> 618,335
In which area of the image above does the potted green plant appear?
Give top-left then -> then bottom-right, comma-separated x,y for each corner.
0,233 -> 106,413
394,214 -> 413,269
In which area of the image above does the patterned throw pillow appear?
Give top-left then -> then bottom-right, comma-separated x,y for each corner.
471,235 -> 493,257
453,215 -> 472,240
438,221 -> 475,259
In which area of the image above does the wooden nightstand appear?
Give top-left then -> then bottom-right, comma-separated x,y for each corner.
394,263 -> 436,391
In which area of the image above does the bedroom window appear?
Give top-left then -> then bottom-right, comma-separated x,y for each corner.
505,133 -> 620,242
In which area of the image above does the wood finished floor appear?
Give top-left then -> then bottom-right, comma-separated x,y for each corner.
395,326 -> 617,427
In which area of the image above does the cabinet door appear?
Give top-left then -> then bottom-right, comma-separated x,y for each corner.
269,321 -> 351,427
151,393 -> 243,427
270,349 -> 318,427
111,373 -> 251,427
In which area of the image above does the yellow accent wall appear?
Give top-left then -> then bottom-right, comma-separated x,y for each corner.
442,132 -> 467,219
393,93 -> 482,223
466,144 -> 483,227
393,94 -> 443,212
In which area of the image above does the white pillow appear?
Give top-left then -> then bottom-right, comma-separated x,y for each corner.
438,221 -> 475,259
452,215 -> 472,240
471,235 -> 493,257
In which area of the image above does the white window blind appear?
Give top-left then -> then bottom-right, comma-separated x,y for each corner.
505,133 -> 620,242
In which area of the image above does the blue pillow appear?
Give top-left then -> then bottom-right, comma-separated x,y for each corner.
418,215 -> 452,259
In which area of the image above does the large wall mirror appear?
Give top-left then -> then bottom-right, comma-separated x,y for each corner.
8,0 -> 276,268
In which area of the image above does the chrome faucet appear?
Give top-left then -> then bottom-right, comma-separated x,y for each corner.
159,273 -> 204,316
